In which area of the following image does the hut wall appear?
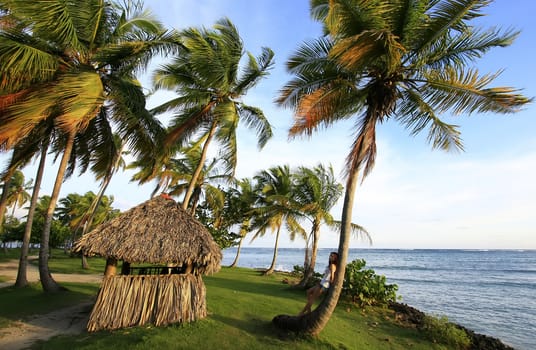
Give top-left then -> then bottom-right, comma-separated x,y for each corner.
87,274 -> 207,332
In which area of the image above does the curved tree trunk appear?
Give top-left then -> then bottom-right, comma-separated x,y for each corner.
272,168 -> 359,335
39,130 -> 77,293
229,236 -> 244,267
182,121 -> 217,212
15,142 -> 47,288
264,226 -> 281,275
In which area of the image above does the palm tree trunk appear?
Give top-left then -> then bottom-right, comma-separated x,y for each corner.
11,198 -> 17,217
229,236 -> 243,267
78,145 -> 121,269
297,232 -> 312,288
272,168 -> 359,334
264,226 -> 281,275
298,223 -> 320,288
39,130 -> 77,293
309,223 -> 322,278
0,160 -> 17,240
15,142 -> 47,288
182,121 -> 217,211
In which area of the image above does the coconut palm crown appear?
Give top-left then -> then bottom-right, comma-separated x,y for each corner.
0,0 -> 178,152
279,0 -> 531,179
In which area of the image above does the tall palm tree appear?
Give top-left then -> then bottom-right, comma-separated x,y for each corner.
0,0 -> 178,292
151,18 -> 274,211
14,137 -> 49,287
275,0 -> 531,334
251,165 -> 306,275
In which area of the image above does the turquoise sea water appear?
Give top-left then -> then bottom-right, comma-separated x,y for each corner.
222,248 -> 536,350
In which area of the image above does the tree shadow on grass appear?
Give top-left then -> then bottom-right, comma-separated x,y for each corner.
210,313 -> 331,347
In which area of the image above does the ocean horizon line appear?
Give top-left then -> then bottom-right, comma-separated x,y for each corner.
231,247 -> 536,252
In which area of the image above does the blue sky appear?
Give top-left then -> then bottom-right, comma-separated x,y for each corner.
3,0 -> 535,249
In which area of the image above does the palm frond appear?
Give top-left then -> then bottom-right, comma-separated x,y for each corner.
7,0 -> 86,53
422,67 -> 532,115
234,47 -> 274,94
396,89 -> 464,152
236,104 -> 273,149
415,0 -> 490,54
413,27 -> 519,69
0,31 -> 58,92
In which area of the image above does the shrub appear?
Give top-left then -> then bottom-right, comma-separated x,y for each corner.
421,315 -> 471,349
343,259 -> 398,306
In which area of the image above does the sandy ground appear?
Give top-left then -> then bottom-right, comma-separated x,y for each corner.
0,258 -> 102,350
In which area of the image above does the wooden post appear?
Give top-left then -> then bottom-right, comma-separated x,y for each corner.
104,257 -> 117,276
185,260 -> 193,274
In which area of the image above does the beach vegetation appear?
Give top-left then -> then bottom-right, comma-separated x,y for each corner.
250,165 -> 307,275
0,258 -> 463,349
343,258 -> 398,306
0,0 -> 179,292
226,178 -> 257,266
422,315 -> 471,349
275,0 -> 532,335
293,164 -> 345,288
148,18 -> 274,212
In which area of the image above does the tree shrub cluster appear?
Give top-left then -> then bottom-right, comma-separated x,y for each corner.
342,258 -> 399,306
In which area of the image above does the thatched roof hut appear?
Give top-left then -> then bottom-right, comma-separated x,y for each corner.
74,195 -> 221,274
73,195 -> 222,332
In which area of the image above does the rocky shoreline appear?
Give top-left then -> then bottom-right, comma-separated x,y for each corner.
389,302 -> 515,350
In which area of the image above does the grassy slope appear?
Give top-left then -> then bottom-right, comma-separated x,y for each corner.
20,267 -> 452,350
0,249 -> 453,349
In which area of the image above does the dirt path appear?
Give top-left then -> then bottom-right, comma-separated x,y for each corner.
0,259 -> 102,350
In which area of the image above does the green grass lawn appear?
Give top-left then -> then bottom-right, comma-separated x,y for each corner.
0,282 -> 100,329
0,250 -> 456,349
26,268 -> 452,350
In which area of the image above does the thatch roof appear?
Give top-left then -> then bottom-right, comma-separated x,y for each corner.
73,195 -> 221,274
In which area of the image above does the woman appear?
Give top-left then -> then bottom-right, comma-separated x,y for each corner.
299,251 -> 339,315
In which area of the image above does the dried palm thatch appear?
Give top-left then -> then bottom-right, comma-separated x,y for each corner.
87,274 -> 206,331
73,195 -> 221,274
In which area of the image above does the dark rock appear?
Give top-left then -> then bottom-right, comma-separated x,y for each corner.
388,302 -> 515,350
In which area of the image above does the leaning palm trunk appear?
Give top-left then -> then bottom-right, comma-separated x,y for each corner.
229,236 -> 244,267
273,168 -> 358,334
15,142 -> 47,287
264,226 -> 281,275
182,121 -> 217,212
39,130 -> 77,292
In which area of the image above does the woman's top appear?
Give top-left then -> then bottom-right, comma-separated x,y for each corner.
320,265 -> 332,289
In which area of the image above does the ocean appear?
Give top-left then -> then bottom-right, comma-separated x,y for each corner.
221,247 -> 536,350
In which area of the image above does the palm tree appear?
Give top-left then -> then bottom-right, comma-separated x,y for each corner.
151,18 -> 274,211
4,170 -> 31,217
294,164 -> 370,288
251,165 -> 306,275
228,178 -> 256,267
14,137 -> 49,287
0,0 -> 178,292
275,0 -> 531,334
166,142 -> 233,214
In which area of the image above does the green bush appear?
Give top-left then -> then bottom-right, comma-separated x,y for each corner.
422,315 -> 471,349
343,258 -> 398,306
